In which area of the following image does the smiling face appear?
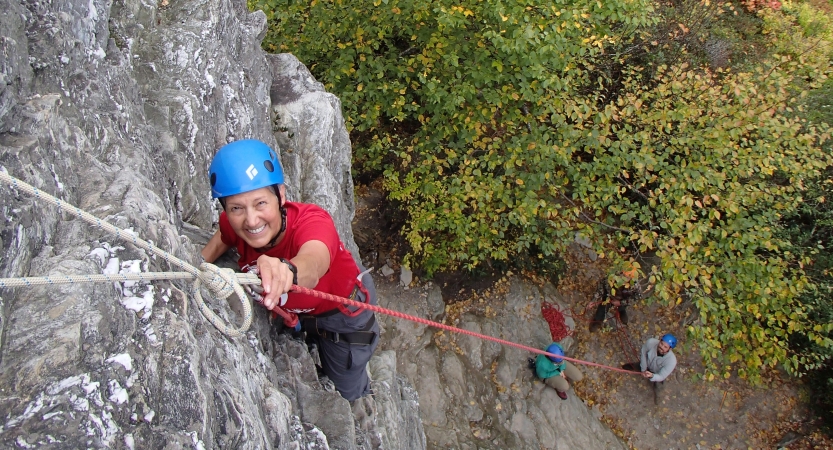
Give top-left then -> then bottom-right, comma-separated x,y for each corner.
658,340 -> 672,356
224,186 -> 285,249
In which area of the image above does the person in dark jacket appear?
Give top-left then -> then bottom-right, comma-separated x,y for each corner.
589,269 -> 642,332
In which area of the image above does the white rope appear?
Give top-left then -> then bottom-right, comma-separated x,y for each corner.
0,272 -> 197,287
0,272 -> 262,287
0,168 -> 255,338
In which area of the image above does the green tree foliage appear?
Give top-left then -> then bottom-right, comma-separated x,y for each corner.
253,0 -> 660,272
251,0 -> 833,381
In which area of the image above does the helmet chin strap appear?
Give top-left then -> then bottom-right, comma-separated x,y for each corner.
263,185 -> 287,249
264,206 -> 287,249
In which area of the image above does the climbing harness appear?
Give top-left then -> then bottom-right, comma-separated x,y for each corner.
0,169 -> 639,375
300,314 -> 378,346
613,308 -> 642,363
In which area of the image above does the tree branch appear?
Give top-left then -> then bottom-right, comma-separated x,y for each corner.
559,193 -> 633,233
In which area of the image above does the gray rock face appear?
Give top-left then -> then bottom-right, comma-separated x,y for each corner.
268,53 -> 360,261
0,0 -> 421,448
379,281 -> 627,449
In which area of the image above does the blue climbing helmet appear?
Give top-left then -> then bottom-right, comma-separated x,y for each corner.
209,139 -> 284,199
660,333 -> 677,349
546,343 -> 564,363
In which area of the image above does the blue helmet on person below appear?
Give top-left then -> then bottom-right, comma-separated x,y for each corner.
661,333 -> 677,349
209,139 -> 284,199
546,343 -> 564,363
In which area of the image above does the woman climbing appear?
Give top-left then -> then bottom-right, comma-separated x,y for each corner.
201,139 -> 379,402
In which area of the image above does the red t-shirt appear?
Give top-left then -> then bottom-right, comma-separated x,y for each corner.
219,202 -> 360,315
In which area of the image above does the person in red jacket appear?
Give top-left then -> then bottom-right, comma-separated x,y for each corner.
201,139 -> 378,401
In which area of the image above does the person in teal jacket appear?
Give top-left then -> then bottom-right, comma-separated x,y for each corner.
535,342 -> 584,400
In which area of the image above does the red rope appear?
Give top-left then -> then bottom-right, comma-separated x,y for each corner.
281,284 -> 642,376
568,301 -> 601,324
612,309 -> 641,363
541,301 -> 573,342
270,303 -> 299,327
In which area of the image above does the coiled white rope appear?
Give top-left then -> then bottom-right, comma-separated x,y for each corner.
0,168 -> 255,338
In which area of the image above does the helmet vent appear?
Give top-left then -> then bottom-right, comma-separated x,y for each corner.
264,160 -> 274,172
210,173 -> 217,187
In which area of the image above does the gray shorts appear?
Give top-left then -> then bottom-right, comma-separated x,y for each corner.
310,270 -> 379,401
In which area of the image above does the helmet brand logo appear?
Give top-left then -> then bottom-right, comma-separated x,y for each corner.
246,164 -> 258,180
